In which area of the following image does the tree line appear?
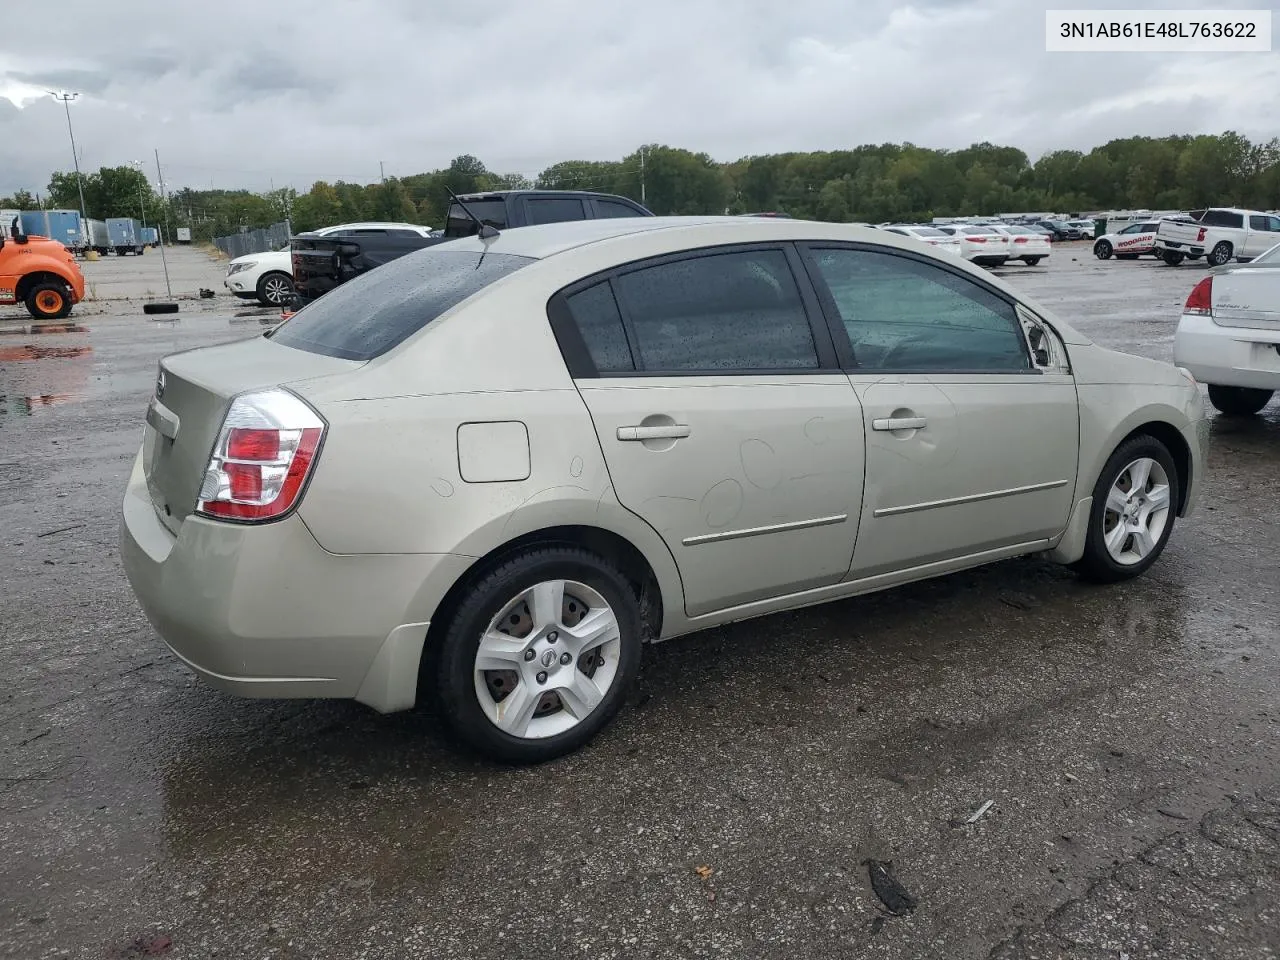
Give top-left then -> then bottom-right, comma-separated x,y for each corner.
5,131 -> 1276,240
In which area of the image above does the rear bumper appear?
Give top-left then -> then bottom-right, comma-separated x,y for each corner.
1173,313 -> 1280,390
1156,239 -> 1205,257
118,450 -> 474,712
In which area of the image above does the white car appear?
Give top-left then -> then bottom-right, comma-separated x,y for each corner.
1093,222 -> 1161,260
988,224 -> 1051,265
224,222 -> 435,307
881,224 -> 962,256
1067,220 -> 1097,240
1173,239 -> 1280,416
935,224 -> 1013,266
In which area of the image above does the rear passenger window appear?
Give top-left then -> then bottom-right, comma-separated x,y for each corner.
807,247 -> 1030,372
612,250 -> 819,372
565,283 -> 634,373
1202,210 -> 1244,229
595,200 -> 644,218
1249,215 -> 1280,232
525,198 -> 586,225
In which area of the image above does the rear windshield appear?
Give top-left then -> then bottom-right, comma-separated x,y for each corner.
961,226 -> 995,235
269,250 -> 533,361
444,200 -> 508,237
910,227 -> 946,237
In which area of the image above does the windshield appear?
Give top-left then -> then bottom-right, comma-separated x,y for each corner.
910,227 -> 946,237
269,249 -> 534,360
444,199 -> 508,237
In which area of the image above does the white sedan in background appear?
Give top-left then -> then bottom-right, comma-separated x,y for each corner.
1093,222 -> 1161,261
989,224 -> 1052,266
935,224 -> 1013,267
881,224 -> 962,256
1173,239 -> 1280,416
223,221 -> 436,307
1068,220 -> 1097,240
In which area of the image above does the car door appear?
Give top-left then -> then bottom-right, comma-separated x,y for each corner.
798,243 -> 1079,580
1247,215 -> 1280,258
549,244 -> 866,617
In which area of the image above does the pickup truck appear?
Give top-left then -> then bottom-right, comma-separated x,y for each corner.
290,190 -> 653,307
1154,208 -> 1280,266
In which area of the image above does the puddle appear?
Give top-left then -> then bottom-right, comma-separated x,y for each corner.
0,323 -> 89,336
0,393 -> 84,416
0,345 -> 93,362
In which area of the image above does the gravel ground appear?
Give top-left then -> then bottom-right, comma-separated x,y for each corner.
1,243 -> 1278,959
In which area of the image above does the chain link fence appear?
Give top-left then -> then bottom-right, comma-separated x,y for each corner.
212,220 -> 292,260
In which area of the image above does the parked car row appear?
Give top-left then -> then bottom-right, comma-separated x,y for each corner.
883,221 -> 1052,267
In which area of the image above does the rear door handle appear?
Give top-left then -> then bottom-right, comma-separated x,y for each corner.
872,416 -> 927,432
617,424 -> 691,441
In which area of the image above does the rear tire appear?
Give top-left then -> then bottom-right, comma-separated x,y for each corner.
1161,249 -> 1185,265
1022,256 -> 1043,265
1207,384 -> 1274,416
1094,240 -> 1113,260
1073,435 -> 1179,584
25,282 -> 73,321
1207,242 -> 1233,267
432,546 -> 643,763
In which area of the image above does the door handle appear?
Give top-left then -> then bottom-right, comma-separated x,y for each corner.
617,424 -> 691,441
872,416 -> 927,432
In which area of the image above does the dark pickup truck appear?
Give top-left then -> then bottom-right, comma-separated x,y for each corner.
290,190 -> 653,307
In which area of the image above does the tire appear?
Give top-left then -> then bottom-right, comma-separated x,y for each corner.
1022,256 -> 1043,265
432,546 -> 643,763
1073,435 -> 1179,584
1094,240 -> 1113,260
1207,242 -> 1233,267
1207,384 -> 1274,416
256,272 -> 296,308
24,282 -> 73,321
1161,249 -> 1185,266
1116,253 -> 1139,260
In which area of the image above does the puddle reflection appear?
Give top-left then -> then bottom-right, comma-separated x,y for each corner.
0,345 -> 93,362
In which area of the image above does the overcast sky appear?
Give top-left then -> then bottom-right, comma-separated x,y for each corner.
1,0 -> 1277,197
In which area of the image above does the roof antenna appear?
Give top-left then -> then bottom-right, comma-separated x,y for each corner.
446,187 -> 499,240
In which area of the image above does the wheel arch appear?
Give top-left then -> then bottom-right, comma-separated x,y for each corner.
1116,420 -> 1192,516
15,271 -> 71,302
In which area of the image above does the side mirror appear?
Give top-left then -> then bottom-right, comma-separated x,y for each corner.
11,217 -> 27,244
1027,325 -> 1050,367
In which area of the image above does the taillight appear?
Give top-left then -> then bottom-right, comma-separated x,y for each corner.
1196,227 -> 1206,242
1014,237 -> 1029,243
1184,276 -> 1213,317
196,388 -> 325,522
968,236 -> 987,244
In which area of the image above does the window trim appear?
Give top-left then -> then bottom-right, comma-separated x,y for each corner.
795,241 -> 1039,376
547,242 -> 840,378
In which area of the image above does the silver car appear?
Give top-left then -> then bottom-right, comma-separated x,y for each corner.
121,217 -> 1207,762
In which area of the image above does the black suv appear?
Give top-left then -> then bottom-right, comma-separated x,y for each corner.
441,190 -> 652,238
290,190 -> 653,308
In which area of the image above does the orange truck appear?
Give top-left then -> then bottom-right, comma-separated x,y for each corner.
0,217 -> 86,321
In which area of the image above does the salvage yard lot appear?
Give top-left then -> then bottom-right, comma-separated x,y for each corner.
2,244 -> 1278,959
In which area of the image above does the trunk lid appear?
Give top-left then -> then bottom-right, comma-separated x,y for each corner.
143,335 -> 361,534
1212,267 -> 1280,330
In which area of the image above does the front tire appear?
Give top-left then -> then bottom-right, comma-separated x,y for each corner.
432,546 -> 643,763
256,271 -> 296,308
1161,249 -> 1185,266
1207,384 -> 1274,416
25,282 -> 73,321
1073,435 -> 1179,584
1207,242 -> 1233,267
1094,240 -> 1113,260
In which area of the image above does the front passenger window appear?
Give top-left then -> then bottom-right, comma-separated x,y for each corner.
807,248 -> 1030,372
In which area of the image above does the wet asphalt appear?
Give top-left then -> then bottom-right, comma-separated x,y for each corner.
1,245 -> 1278,959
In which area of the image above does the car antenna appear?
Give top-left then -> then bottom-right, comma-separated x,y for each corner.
446,187 -> 499,240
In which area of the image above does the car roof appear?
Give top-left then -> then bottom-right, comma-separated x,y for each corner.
315,221 -> 431,234
455,190 -> 635,201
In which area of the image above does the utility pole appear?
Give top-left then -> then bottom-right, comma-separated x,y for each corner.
50,91 -> 89,226
153,149 -> 173,298
639,146 -> 646,206
380,161 -> 386,185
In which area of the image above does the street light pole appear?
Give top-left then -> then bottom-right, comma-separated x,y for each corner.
50,92 -> 88,226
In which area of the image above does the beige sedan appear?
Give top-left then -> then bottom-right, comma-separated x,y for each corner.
121,217 -> 1207,762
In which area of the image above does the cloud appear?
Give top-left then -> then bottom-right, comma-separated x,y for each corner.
0,0 -> 1275,197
